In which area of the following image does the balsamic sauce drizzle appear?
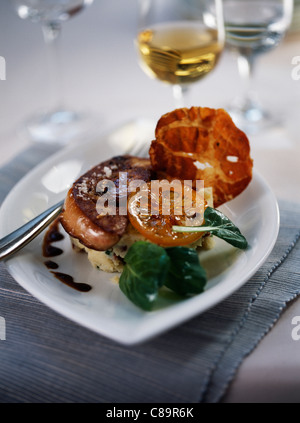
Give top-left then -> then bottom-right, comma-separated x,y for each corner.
50,272 -> 92,292
44,260 -> 59,270
42,219 -> 64,258
43,218 -> 92,293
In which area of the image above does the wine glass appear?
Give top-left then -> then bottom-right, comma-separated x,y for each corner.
223,0 -> 294,133
12,0 -> 94,145
135,0 -> 225,109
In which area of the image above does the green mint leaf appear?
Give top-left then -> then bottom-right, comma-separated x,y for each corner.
119,241 -> 170,311
203,207 -> 248,249
172,207 -> 248,250
165,247 -> 207,296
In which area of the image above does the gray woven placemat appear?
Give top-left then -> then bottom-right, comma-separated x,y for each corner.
0,145 -> 299,403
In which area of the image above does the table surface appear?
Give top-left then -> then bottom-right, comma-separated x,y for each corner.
0,0 -> 300,403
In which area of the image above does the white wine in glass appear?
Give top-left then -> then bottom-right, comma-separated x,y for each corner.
223,0 -> 294,133
136,0 -> 225,108
13,0 -> 94,145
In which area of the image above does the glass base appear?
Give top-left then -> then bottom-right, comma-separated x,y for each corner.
227,98 -> 280,135
23,109 -> 92,145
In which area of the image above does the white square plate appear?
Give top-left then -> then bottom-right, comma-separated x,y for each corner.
0,125 -> 280,345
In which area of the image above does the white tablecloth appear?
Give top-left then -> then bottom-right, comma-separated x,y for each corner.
0,0 -> 300,403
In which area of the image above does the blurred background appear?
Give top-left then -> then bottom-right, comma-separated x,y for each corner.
0,0 -> 300,404
0,0 -> 299,200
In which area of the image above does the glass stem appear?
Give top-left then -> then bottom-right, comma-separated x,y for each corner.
236,53 -> 267,122
42,22 -> 64,112
172,84 -> 189,109
237,54 -> 258,110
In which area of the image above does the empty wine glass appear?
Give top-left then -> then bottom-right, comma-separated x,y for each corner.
135,0 -> 225,109
13,0 -> 94,145
223,0 -> 294,133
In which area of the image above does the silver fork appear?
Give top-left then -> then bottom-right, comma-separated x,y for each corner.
0,200 -> 64,261
0,142 -> 150,261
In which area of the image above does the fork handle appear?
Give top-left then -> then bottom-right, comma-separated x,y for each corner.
0,200 -> 64,261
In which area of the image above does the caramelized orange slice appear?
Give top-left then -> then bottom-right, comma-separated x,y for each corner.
128,180 -> 206,247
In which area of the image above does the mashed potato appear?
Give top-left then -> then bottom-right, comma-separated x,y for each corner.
71,224 -> 214,273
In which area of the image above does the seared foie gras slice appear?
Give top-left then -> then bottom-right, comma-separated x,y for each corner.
60,190 -> 120,251
60,155 -> 153,251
